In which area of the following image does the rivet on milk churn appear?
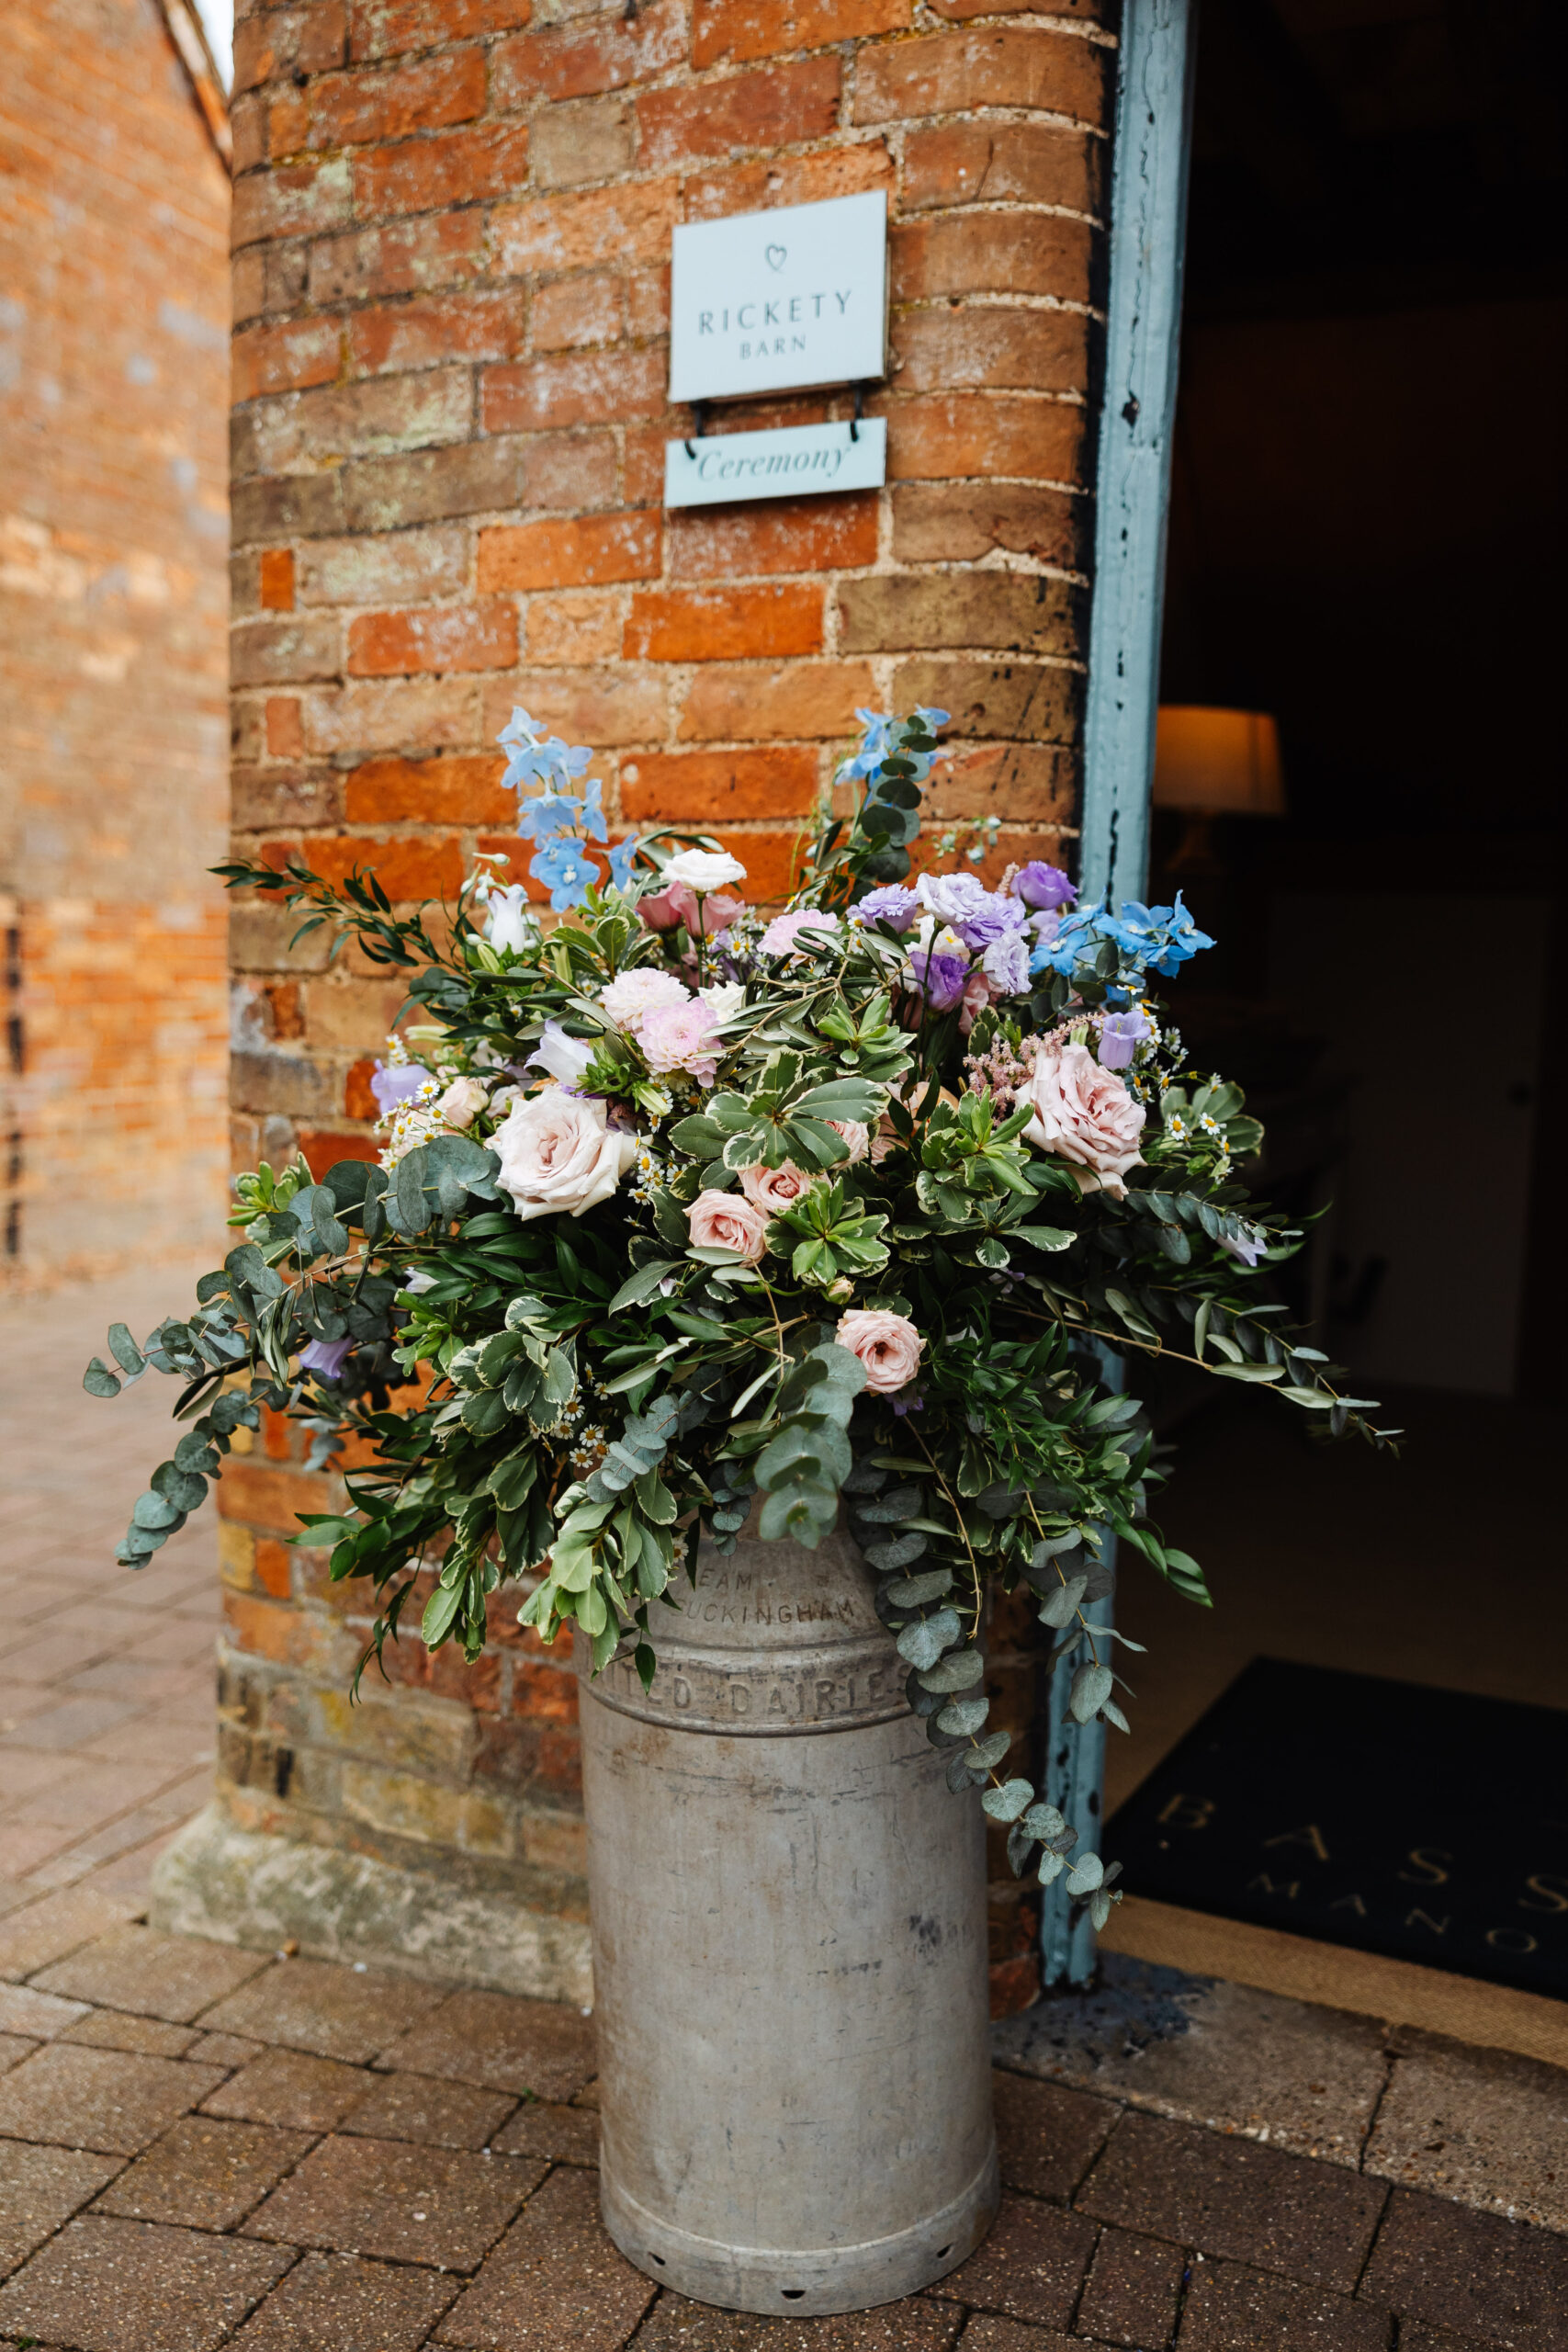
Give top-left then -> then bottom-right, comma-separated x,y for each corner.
579,1522 -> 998,2316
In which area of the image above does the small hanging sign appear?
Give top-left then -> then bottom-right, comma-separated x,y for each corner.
668,190 -> 887,404
663,418 -> 886,510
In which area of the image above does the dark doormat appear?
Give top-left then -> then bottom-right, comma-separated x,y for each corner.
1104,1657 -> 1568,2001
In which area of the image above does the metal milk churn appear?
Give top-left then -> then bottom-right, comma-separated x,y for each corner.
577,1523 -> 998,2316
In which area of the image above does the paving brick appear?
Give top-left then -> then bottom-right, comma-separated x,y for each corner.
0,2143 -> 121,2281
0,2045 -> 225,2157
243,2132 -> 543,2271
1078,2113 -> 1387,2295
0,2034 -> 37,2075
1365,2035 -> 1568,2233
491,0 -> 688,108
669,493 -> 879,581
633,2288 -> 964,2345
1076,2225 -> 1184,2348
928,2194 -> 1097,2328
231,2248 -> 458,2350
1358,2187 -> 1568,2350
200,2046 -> 374,2132
902,120 -> 1103,217
852,27 -> 1111,130
891,484 -> 1085,570
435,2161 -> 655,2347
676,660 -> 872,743
478,514 -> 662,594
891,659 -> 1081,743
380,1987 -> 597,2100
623,748 -> 819,823
61,2012 -> 199,2060
342,2070 -> 517,2151
637,57 -> 841,171
0,1984 -> 88,2041
993,2071 -> 1116,2201
693,0 -> 911,70
194,1956 -> 445,2064
0,2214 -> 293,2352
95,2116 -> 313,2232
1179,2259 -> 1390,2351
491,2098 -> 599,2166
32,1926 -> 271,2025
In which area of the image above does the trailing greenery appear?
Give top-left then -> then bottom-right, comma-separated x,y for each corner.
88,707 -> 1393,1929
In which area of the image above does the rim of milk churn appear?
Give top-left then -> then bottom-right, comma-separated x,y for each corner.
576,1522 -> 999,2316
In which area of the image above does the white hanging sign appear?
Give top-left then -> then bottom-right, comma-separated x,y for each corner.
664,418 -> 886,509
668,191 -> 887,404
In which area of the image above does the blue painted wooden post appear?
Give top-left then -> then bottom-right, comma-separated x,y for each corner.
1039,0 -> 1197,1989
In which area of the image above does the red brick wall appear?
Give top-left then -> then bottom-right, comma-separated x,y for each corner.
220,0 -> 1113,1986
0,0 -> 231,1290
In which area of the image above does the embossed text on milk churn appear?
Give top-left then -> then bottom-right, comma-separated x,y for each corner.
577,1528 -> 998,2317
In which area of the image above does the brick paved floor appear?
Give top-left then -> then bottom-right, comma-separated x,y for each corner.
0,1915 -> 1565,2351
5,1275 -> 1568,2347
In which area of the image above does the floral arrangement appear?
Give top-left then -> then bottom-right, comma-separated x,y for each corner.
85,707 -> 1391,1925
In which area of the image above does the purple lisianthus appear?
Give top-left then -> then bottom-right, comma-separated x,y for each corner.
908,948 -> 970,1012
853,885 -> 920,933
369,1059 -> 430,1116
1011,861 -> 1078,912
298,1336 -> 353,1381
954,893 -> 1028,952
1098,1008 -> 1150,1070
980,932 -> 1032,997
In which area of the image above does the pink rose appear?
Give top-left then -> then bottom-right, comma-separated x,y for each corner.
836,1308 -> 923,1396
639,998 -> 723,1084
492,1090 -> 637,1222
687,1189 -> 769,1261
739,1160 -> 819,1213
637,881 -> 746,937
826,1118 -> 870,1164
1021,1040 -> 1145,1198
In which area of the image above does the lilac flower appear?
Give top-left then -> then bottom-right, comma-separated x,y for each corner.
525,1020 -> 596,1091
852,885 -> 920,933
916,870 -> 991,927
530,837 -> 599,911
298,1336 -> 353,1381
953,893 -> 1028,952
1098,1009 -> 1150,1070
908,948 -> 970,1012
1011,861 -> 1078,912
980,933 -> 1032,997
369,1059 -> 430,1116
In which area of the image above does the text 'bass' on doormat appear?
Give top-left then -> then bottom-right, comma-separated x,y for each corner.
1105,1657 -> 1568,1999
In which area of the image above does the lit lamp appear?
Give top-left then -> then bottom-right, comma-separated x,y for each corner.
1154,706 -> 1286,872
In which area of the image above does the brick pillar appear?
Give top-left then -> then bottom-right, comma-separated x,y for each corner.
155,0 -> 1112,1996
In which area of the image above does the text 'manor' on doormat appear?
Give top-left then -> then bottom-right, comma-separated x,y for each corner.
1105,1658 -> 1568,1998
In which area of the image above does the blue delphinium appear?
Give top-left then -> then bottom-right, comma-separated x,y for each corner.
494,707 -> 641,910
1029,893 -> 1214,983
532,837 -> 602,912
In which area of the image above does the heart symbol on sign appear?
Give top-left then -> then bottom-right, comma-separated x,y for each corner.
764,244 -> 787,271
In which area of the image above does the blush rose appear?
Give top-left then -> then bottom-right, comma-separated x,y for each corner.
835,1309 -> 924,1396
739,1160 -> 818,1213
1021,1041 -> 1146,1198
493,1090 -> 638,1222
687,1190 -> 769,1262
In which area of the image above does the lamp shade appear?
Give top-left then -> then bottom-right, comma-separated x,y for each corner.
1154,707 -> 1286,817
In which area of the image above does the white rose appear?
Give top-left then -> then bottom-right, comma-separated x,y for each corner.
699,981 -> 746,1021
663,848 -> 748,891
435,1075 -> 489,1130
492,1090 -> 637,1222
